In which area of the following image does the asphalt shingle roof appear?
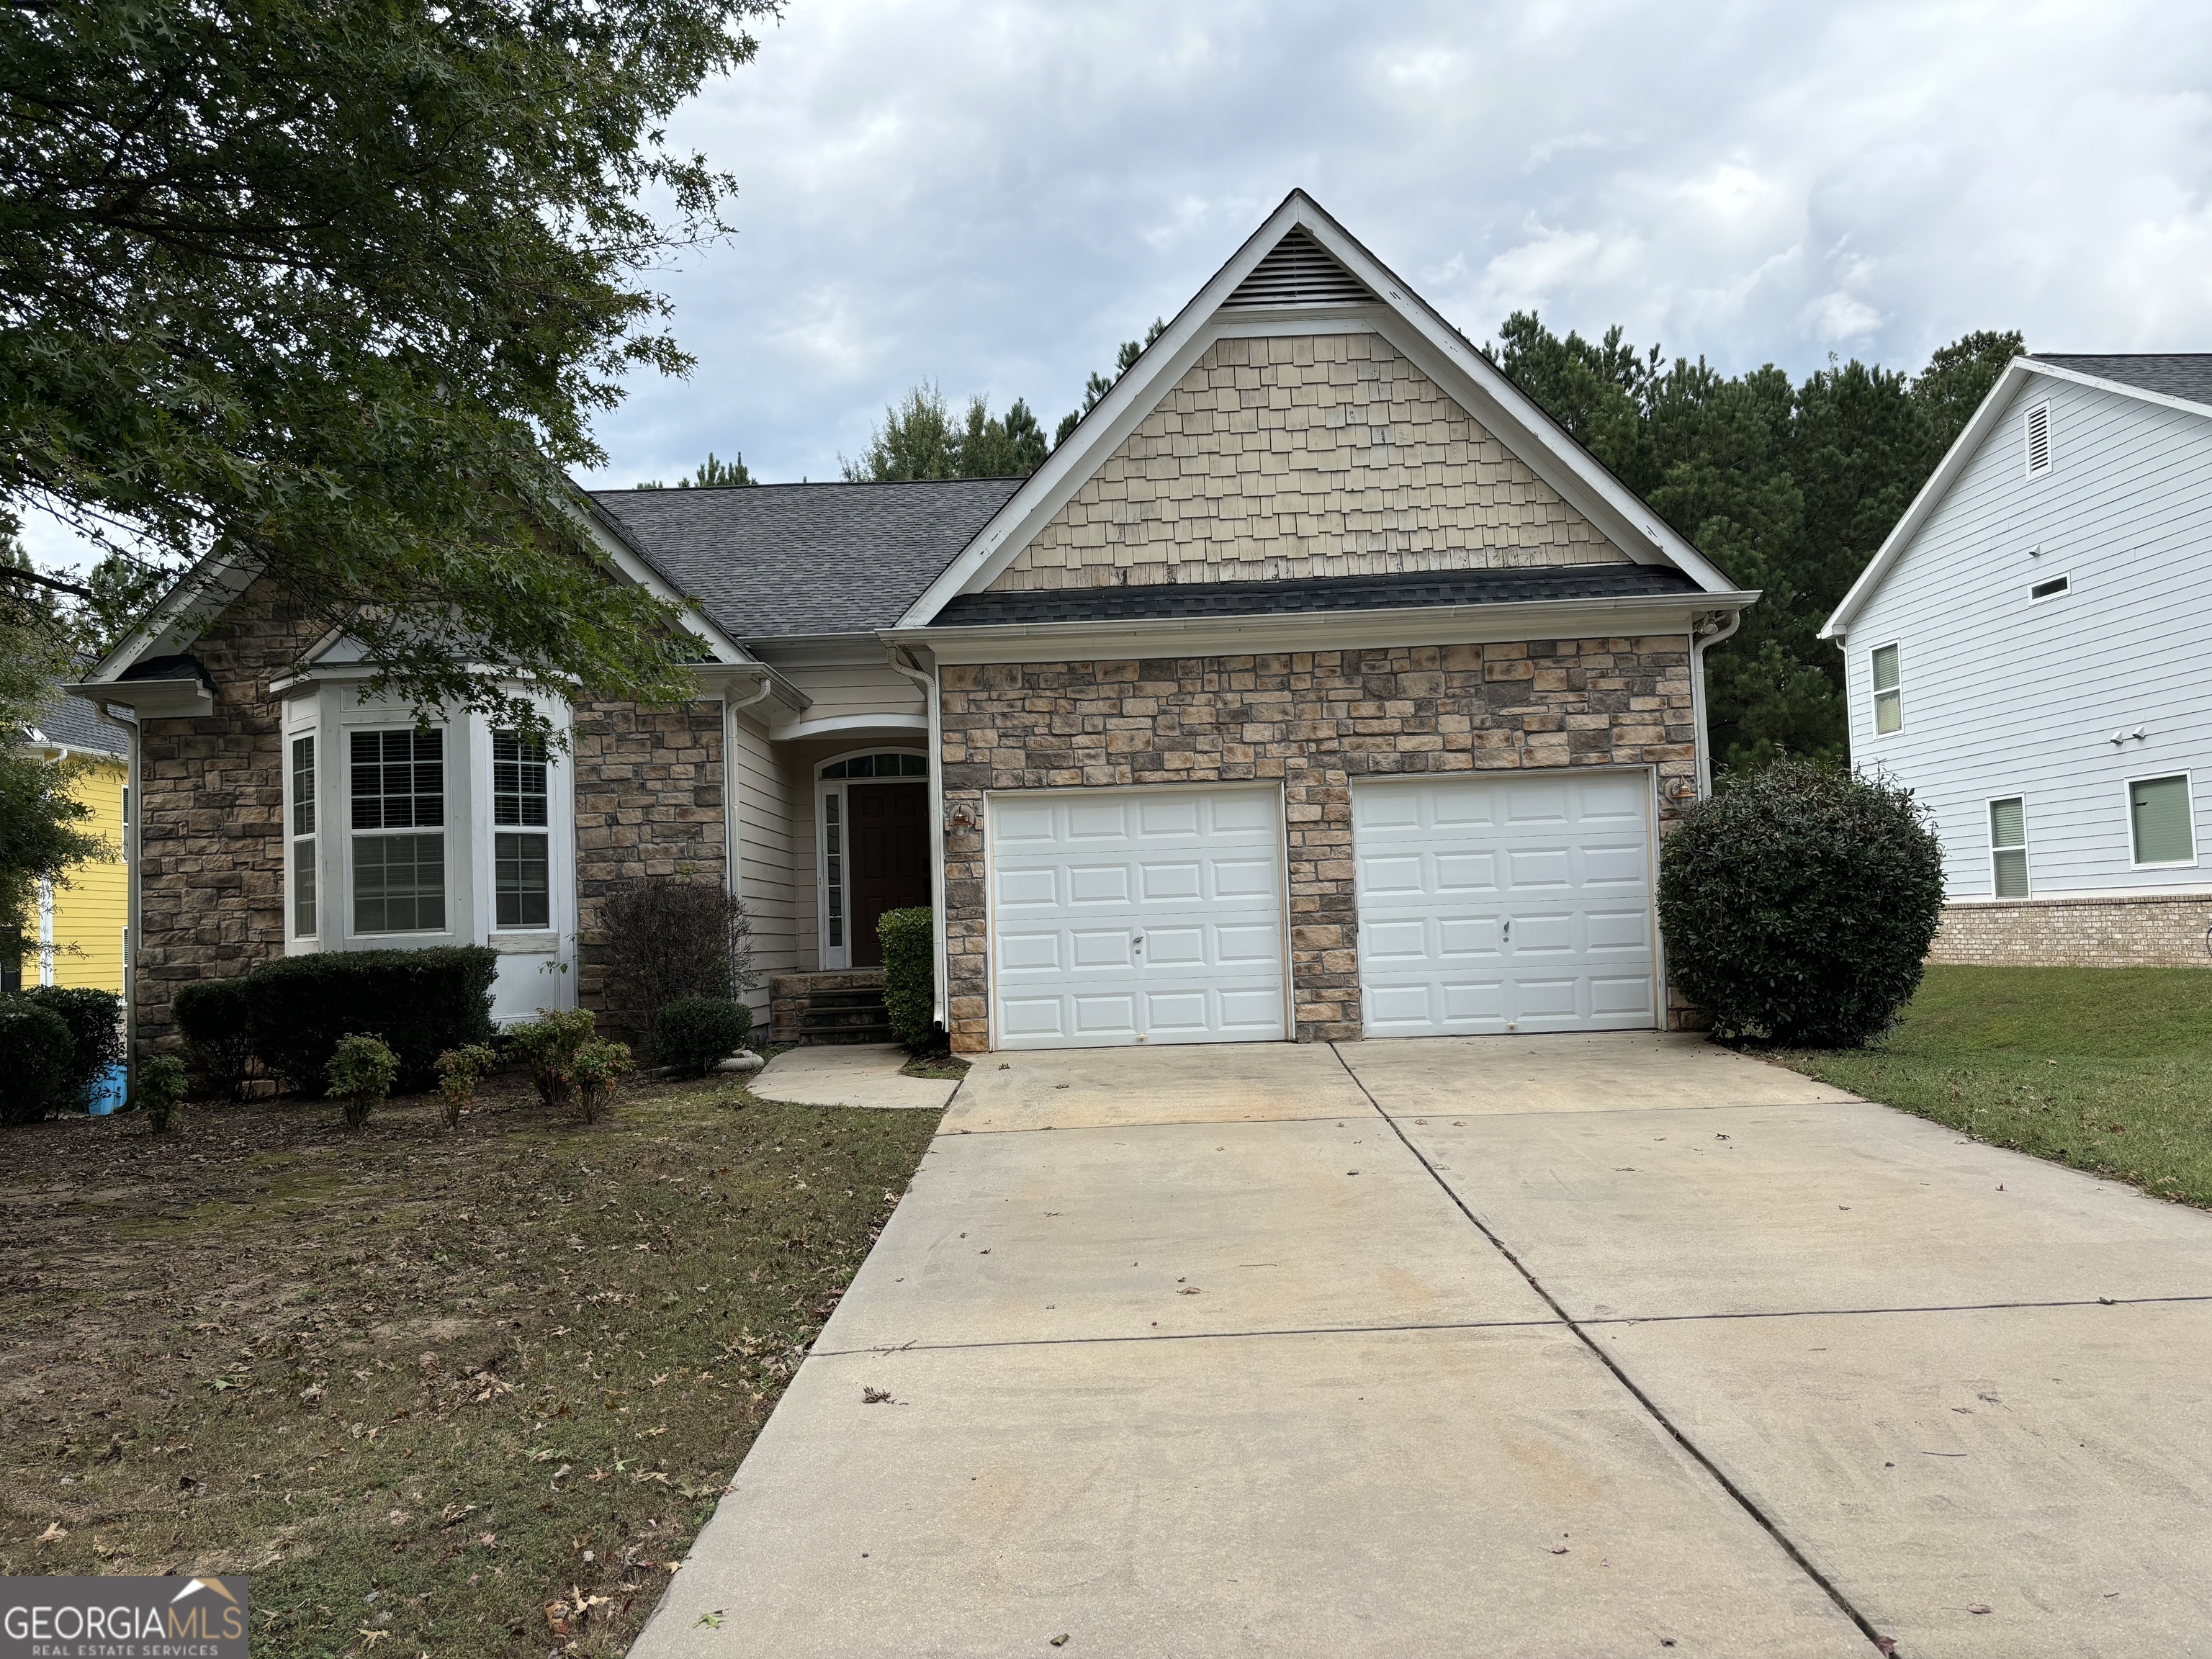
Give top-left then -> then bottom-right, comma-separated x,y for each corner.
24,693 -> 130,757
932,562 -> 1702,626
589,479 -> 1025,639
2029,354 -> 2212,408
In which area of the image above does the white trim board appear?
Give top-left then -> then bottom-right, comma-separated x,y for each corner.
895,189 -> 1741,629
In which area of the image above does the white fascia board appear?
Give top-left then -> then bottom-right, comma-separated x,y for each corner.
1821,360 -> 2037,642
883,590 -> 1756,666
61,675 -> 212,718
768,710 -> 928,742
266,652 -> 807,712
83,549 -> 258,684
896,190 -> 1735,626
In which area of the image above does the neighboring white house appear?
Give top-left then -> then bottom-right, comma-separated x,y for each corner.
1822,354 -> 2212,966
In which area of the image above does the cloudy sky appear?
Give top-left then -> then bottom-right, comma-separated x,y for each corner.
573,0 -> 2212,493
23,0 -> 2212,565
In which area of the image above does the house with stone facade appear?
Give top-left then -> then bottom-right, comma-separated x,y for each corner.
1823,353 -> 2212,968
71,191 -> 1755,1058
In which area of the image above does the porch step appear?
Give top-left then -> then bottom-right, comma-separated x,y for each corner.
770,970 -> 896,1046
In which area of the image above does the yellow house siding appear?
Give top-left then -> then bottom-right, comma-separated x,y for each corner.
989,331 -> 1629,591
40,754 -> 128,992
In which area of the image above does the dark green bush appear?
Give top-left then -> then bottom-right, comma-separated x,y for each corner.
878,906 -> 935,1049
0,997 -> 73,1124
246,946 -> 497,1092
138,1053 -> 188,1133
1658,758 -> 1945,1047
24,986 -> 122,1107
649,997 -> 750,1076
506,1007 -> 595,1107
172,979 -> 253,1099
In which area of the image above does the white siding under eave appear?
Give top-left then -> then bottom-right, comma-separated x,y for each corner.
775,660 -> 926,736
732,709 -> 796,1018
1844,374 -> 2212,900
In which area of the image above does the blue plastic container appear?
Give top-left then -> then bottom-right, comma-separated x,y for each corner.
86,1063 -> 127,1116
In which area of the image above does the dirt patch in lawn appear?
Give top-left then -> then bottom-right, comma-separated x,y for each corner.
0,1068 -> 941,1657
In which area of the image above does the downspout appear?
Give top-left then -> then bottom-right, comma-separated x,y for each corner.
887,644 -> 948,1031
722,670 -> 776,905
1689,611 -> 1741,800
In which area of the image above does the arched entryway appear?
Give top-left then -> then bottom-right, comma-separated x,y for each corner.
816,749 -> 931,968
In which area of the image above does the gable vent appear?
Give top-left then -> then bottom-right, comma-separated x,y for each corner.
1223,229 -> 1376,309
2025,400 -> 2052,476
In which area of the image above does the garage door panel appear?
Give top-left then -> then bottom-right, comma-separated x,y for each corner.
990,787 -> 1287,1049
1354,773 -> 1655,1039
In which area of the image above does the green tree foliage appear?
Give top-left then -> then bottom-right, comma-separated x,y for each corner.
1492,315 -> 2023,770
0,0 -> 775,728
1055,318 -> 1169,448
634,451 -> 755,490
842,386 -> 1048,481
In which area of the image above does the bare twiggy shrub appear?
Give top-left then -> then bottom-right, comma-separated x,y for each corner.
596,876 -> 755,1040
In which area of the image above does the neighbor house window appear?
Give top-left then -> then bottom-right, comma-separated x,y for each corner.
2129,774 -> 2195,867
290,735 -> 317,937
492,729 -> 550,928
351,729 -> 445,932
1871,643 -> 1902,734
1989,797 -> 2028,899
2025,400 -> 2052,477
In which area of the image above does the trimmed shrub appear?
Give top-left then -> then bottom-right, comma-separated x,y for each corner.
0,997 -> 73,1125
878,907 -> 935,1049
326,1033 -> 400,1130
573,1040 -> 633,1123
649,997 -> 750,1075
597,875 -> 755,1041
172,979 -> 253,1100
435,1043 -> 498,1128
24,985 -> 122,1107
1658,758 -> 1945,1048
246,946 -> 497,1092
507,1007 -> 597,1107
138,1054 -> 188,1134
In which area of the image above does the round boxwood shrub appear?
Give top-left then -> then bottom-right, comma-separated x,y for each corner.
173,978 -> 253,1099
1658,758 -> 1944,1048
0,997 -> 74,1125
650,997 -> 751,1076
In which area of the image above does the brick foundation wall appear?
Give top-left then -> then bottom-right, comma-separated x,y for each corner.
1930,894 -> 2212,968
133,581 -> 325,1050
572,698 -> 727,1023
938,639 -> 1698,1052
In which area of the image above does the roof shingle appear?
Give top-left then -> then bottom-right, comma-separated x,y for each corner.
2029,354 -> 2212,408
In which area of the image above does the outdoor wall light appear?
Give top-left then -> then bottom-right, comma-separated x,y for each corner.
947,804 -> 976,830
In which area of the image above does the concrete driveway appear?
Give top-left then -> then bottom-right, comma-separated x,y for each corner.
637,1034 -> 2212,1658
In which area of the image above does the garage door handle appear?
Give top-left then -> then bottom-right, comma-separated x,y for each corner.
1502,917 -> 1511,942
1133,934 -> 1145,950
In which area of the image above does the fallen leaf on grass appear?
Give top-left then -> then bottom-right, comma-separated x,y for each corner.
37,1522 -> 67,1543
357,1630 -> 390,1648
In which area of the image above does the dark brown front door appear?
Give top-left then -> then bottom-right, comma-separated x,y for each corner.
848,782 -> 930,966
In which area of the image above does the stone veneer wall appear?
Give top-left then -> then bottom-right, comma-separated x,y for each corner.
133,580 -> 325,1051
989,333 -> 1626,591
130,577 -> 727,1049
938,639 -> 1696,1052
571,698 -> 727,1025
1930,894 -> 2212,968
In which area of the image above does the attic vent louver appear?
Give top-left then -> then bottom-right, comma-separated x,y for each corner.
1223,228 -> 1375,308
2025,401 -> 2052,476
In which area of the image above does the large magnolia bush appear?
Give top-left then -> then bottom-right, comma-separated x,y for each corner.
1658,760 -> 1944,1048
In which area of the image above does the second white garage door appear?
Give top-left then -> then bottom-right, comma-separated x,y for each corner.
1354,772 -> 1657,1037
989,786 -> 1287,1049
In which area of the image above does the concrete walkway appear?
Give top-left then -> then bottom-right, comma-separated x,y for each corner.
637,1033 -> 2212,1658
747,1042 -> 958,1110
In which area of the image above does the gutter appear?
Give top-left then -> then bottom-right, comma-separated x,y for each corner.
886,644 -> 950,1033
721,675 -> 778,999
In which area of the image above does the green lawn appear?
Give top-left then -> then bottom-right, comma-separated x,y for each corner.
0,1070 -> 939,1658
1774,965 -> 2212,1207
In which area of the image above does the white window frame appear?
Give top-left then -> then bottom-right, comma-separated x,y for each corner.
2126,770 -> 2198,870
487,727 -> 557,936
814,747 -> 929,971
2025,399 -> 2052,477
345,721 -> 454,939
1986,794 -> 2029,899
287,730 -> 318,938
2028,571 -> 2071,603
1869,642 -> 1902,737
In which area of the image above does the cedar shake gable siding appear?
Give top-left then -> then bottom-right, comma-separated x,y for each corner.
937,638 -> 1696,1052
130,578 -> 726,1051
988,332 -> 1627,593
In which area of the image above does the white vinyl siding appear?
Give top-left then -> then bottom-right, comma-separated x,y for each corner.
2129,775 -> 2196,868
1843,375 -> 2212,899
1989,797 -> 2028,898
731,709 -> 798,1016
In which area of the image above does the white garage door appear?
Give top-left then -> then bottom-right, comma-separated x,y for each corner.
989,786 -> 1287,1049
1354,772 -> 1656,1037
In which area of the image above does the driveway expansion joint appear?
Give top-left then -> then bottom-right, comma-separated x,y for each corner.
1575,1292 -> 2212,1327
1328,1042 -> 1900,1658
